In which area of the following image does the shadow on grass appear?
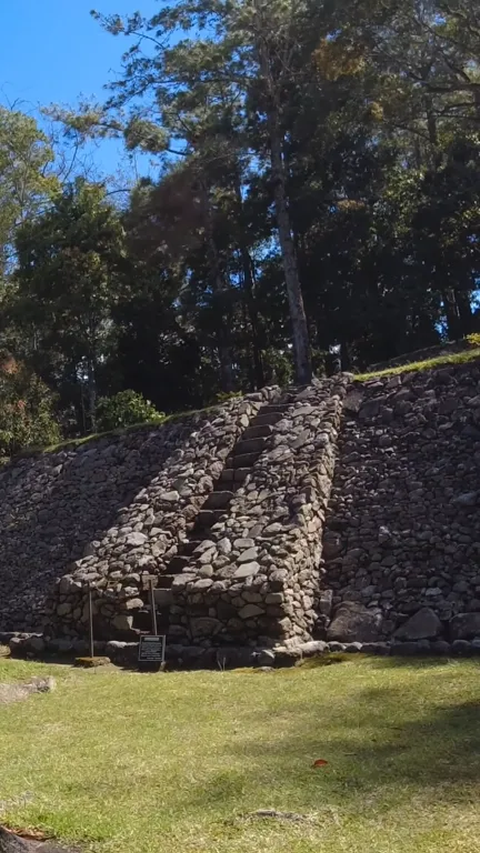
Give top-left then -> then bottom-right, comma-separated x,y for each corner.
179,663 -> 480,814
369,655 -> 463,669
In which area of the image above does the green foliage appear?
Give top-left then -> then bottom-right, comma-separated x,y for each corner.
263,347 -> 294,387
95,390 -> 165,432
0,106 -> 58,272
3,1 -> 480,430
0,357 -> 60,456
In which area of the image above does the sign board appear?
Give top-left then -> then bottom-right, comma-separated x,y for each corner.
138,635 -> 166,665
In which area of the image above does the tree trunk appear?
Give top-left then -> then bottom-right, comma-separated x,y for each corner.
455,288 -> 473,336
200,181 -> 235,393
269,130 -> 312,385
86,349 -> 97,433
232,173 -> 265,388
255,29 -> 312,385
442,288 -> 462,340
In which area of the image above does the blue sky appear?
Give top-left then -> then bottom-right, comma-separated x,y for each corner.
0,0 -> 160,178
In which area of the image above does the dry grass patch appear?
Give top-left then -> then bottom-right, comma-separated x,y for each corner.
0,657 -> 480,852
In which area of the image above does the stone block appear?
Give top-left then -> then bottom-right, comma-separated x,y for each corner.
327,602 -> 383,643
452,639 -> 473,656
238,604 -> 265,620
395,607 -> 443,641
112,614 -> 134,633
450,613 -> 480,641
234,561 -> 260,578
391,641 -> 422,656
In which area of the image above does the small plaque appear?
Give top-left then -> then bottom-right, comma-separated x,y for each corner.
138,635 -> 166,664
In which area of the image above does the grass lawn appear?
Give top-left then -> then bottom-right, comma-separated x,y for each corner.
0,656 -> 480,853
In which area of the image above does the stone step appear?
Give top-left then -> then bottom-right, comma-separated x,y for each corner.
259,403 -> 292,415
241,424 -> 273,440
181,540 -> 204,556
233,467 -> 250,482
226,452 -> 259,469
217,470 -> 245,490
233,437 -> 268,456
154,588 -> 173,607
251,412 -> 284,427
194,509 -> 227,529
132,609 -> 169,632
156,574 -> 178,589
168,555 -> 191,573
203,490 -> 234,510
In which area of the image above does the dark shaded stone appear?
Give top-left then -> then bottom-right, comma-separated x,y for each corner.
452,639 -> 473,656
327,602 -> 383,643
395,607 -> 442,641
450,613 -> 480,641
391,641 -> 422,656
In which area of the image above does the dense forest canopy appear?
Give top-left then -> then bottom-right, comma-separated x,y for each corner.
1,0 -> 480,442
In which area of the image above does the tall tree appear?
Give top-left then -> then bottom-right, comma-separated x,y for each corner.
87,0 -> 320,382
13,179 -> 126,431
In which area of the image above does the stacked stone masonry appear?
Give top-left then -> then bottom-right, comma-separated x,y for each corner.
45,386 -> 281,640
0,388 -> 278,634
169,377 -> 348,646
322,360 -> 480,644
3,359 -> 480,653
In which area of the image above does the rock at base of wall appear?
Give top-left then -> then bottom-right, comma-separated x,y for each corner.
327,602 -> 383,643
391,640 -> 431,656
451,639 -> 474,656
395,607 -> 443,641
450,612 -> 480,641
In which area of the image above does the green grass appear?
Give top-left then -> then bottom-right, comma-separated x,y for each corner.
8,402 -> 221,460
355,345 -> 480,381
1,657 -> 480,852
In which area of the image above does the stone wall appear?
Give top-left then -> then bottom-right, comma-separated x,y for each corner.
170,376 -> 349,646
4,358 -> 480,654
0,390 -> 276,634
322,360 -> 480,641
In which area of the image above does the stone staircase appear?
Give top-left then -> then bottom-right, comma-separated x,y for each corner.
131,400 -> 291,637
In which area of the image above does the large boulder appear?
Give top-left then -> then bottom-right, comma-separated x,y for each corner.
327,602 -> 383,643
395,607 -> 443,641
450,612 -> 480,640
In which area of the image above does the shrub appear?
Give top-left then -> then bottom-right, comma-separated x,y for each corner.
0,355 -> 61,455
95,390 -> 165,432
467,333 -> 480,348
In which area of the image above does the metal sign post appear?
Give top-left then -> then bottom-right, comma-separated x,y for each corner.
88,584 -> 94,659
149,578 -> 158,635
137,579 -> 166,671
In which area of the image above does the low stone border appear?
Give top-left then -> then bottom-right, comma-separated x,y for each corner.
4,633 -> 480,669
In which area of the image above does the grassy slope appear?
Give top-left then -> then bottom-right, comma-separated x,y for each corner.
1,657 -> 480,853
355,345 -> 480,381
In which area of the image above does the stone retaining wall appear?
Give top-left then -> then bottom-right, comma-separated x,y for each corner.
4,358 -> 480,652
0,391 -> 275,634
322,360 -> 480,640
45,388 -> 280,639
